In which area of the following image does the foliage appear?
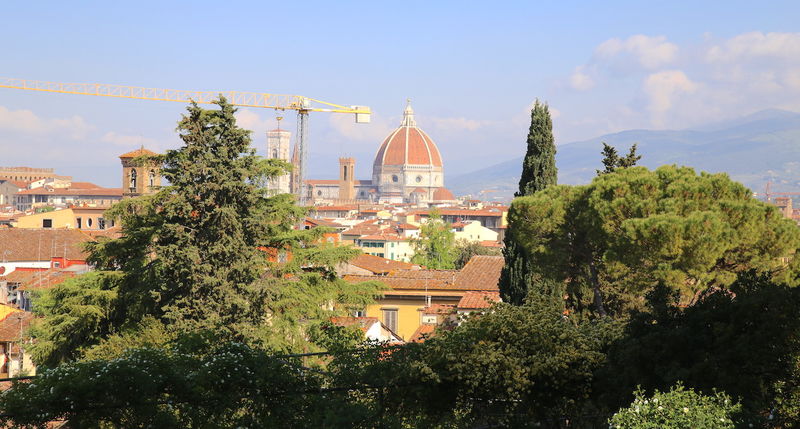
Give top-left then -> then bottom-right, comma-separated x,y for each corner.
0,341 -> 356,429
453,239 -> 501,269
364,302 -> 622,427
411,209 -> 457,269
27,272 -> 120,367
598,142 -> 641,175
507,165 -> 800,316
33,206 -> 55,214
516,99 -> 557,197
501,99 -> 557,305
598,272 -> 800,424
609,384 -> 740,429
29,98 -> 381,366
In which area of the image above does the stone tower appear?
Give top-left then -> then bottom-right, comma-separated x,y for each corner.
119,148 -> 161,199
267,129 -> 292,194
339,157 -> 356,201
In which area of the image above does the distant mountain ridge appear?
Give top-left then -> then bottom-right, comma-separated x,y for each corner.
448,109 -> 800,201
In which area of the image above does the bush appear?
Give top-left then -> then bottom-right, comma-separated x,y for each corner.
609,384 -> 740,429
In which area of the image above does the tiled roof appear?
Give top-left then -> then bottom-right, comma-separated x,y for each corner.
8,268 -> 79,290
374,123 -> 443,167
305,217 -> 344,228
0,310 -> 34,342
0,229 -> 93,261
68,182 -> 103,189
330,316 -> 379,333
432,188 -> 455,201
313,205 -> 358,212
419,303 -> 455,315
455,255 -> 503,291
397,223 -> 419,230
306,179 -> 339,185
409,324 -> 436,342
348,254 -> 417,275
410,208 -> 505,218
458,291 -> 501,309
16,187 -> 122,196
343,255 -> 503,292
480,240 -> 503,248
119,148 -> 158,158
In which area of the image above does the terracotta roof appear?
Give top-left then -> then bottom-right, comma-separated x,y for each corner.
419,303 -> 455,315
412,188 -> 427,193
397,223 -> 419,230
8,268 -> 79,291
455,255 -> 503,291
0,180 -> 28,189
313,205 -> 358,212
330,316 -> 379,333
68,182 -> 103,189
348,254 -> 417,274
0,310 -> 34,342
119,148 -> 158,158
0,229 -> 93,261
82,226 -> 123,240
433,188 -> 455,201
16,187 -> 122,196
409,324 -> 436,342
359,233 -> 406,241
306,179 -> 339,185
374,127 -> 443,167
480,240 -> 503,248
305,217 -> 344,228
410,208 -> 505,218
458,291 -> 501,309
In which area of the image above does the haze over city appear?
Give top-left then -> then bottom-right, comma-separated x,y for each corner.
3,1 -> 799,187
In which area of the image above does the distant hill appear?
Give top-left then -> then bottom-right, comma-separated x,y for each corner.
448,109 -> 800,201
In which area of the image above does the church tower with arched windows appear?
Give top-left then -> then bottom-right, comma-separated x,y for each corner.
266,128 -> 292,194
119,147 -> 161,199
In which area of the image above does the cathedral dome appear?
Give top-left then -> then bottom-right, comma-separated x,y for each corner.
373,102 -> 443,168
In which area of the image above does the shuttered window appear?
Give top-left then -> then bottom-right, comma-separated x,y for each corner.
382,309 -> 398,333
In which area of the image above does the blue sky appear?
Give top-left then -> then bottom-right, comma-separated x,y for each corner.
2,1 -> 799,186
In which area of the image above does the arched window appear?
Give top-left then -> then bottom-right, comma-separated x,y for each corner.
129,169 -> 137,188
149,170 -> 156,187
272,149 -> 278,158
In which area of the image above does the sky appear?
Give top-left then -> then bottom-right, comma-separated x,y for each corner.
1,1 -> 799,187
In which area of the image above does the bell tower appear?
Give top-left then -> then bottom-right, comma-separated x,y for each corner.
339,157 -> 356,201
119,147 -> 161,199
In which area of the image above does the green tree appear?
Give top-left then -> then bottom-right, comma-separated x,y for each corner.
508,165 -> 800,316
609,384 -> 741,429
411,209 -> 457,269
516,99 -> 557,197
598,142 -> 641,175
500,100 -> 558,305
598,272 -> 800,424
453,239 -> 501,269
28,98 -> 381,366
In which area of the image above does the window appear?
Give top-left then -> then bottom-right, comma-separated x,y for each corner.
129,169 -> 137,188
353,309 -> 366,317
42,219 -> 52,228
87,218 -> 93,228
76,217 -> 82,229
53,261 -> 61,268
98,218 -> 106,230
317,190 -> 322,196
392,175 -> 398,183
149,170 -> 156,187
382,309 -> 398,333
416,175 -> 422,183
422,315 -> 437,325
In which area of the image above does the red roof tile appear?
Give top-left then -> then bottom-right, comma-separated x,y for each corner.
0,229 -> 93,261
409,324 -> 436,342
16,187 -> 122,196
348,254 -> 417,274
119,148 -> 158,158
455,255 -> 503,291
458,291 -> 501,309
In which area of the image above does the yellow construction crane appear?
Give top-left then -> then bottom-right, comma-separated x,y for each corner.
0,77 -> 371,202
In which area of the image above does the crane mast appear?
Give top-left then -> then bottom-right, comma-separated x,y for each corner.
0,77 -> 371,203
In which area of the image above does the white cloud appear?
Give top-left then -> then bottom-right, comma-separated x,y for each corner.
643,70 -> 697,116
595,35 -> 678,69
101,131 -> 157,147
428,117 -> 488,133
0,105 -> 93,140
706,32 -> 800,63
570,66 -> 595,90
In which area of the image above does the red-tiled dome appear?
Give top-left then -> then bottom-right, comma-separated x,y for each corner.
373,102 -> 443,168
432,187 -> 455,201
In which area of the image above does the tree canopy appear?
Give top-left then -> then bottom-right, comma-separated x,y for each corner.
598,142 -> 642,175
28,98 -> 381,366
506,165 -> 800,316
411,209 -> 457,269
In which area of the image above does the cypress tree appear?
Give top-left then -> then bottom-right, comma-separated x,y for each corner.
516,100 -> 557,197
500,100 -> 557,305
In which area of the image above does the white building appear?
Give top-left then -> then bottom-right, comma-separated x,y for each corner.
267,128 -> 292,195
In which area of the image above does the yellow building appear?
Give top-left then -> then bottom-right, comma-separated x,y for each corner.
14,207 -> 114,230
452,220 -> 499,243
344,255 -> 503,341
354,233 -> 415,262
